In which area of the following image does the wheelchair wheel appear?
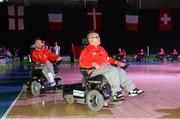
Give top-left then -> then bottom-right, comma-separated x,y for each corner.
31,81 -> 41,97
65,94 -> 75,104
86,90 -> 104,112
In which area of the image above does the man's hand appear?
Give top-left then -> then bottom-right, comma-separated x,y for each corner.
46,60 -> 52,65
57,56 -> 62,61
92,62 -> 101,70
116,61 -> 126,67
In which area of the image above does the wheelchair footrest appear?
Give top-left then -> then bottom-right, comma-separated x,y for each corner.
87,80 -> 102,84
63,83 -> 83,94
75,98 -> 85,104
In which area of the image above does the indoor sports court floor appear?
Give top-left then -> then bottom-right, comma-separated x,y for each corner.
1,63 -> 180,119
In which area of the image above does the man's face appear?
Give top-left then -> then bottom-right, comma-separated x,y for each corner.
88,33 -> 101,46
35,39 -> 43,50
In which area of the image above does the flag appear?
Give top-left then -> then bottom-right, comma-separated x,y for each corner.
48,7 -> 63,31
74,46 -> 82,60
8,5 -> 24,30
159,10 -> 172,31
125,10 -> 139,31
87,8 -> 102,30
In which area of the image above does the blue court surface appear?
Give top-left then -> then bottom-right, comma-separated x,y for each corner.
0,65 -> 30,118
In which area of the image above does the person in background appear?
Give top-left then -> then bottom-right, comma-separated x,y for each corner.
156,48 -> 165,62
53,41 -> 61,56
118,48 -> 124,59
135,49 -> 145,63
117,48 -> 127,62
171,49 -> 178,62
69,42 -> 75,64
159,48 -> 165,56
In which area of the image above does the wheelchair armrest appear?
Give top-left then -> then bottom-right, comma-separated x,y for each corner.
112,63 -> 129,70
32,63 -> 45,70
79,67 -> 95,71
52,60 -> 62,66
34,66 -> 44,70
121,63 -> 129,70
79,67 -> 95,79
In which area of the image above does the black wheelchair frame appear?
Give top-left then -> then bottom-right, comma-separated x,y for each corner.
23,62 -> 62,97
63,67 -> 124,112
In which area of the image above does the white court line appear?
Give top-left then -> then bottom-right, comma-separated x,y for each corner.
128,75 -> 175,79
176,73 -> 180,79
1,89 -> 23,119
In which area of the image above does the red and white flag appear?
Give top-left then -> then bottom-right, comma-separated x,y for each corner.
87,8 -> 102,30
159,10 -> 172,31
8,5 -> 24,30
48,7 -> 63,31
125,10 -> 139,31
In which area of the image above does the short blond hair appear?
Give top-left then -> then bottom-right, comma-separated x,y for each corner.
87,30 -> 98,39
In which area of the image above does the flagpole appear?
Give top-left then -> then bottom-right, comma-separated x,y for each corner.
24,0 -> 30,6
24,0 -> 26,6
139,0 -> 142,9
147,46 -> 149,63
84,0 -> 86,8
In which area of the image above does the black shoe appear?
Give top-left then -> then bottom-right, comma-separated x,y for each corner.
50,82 -> 56,87
115,91 -> 124,98
129,88 -> 144,97
112,91 -> 124,101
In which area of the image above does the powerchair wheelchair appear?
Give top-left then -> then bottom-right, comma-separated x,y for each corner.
63,67 -> 126,112
135,54 -> 146,63
23,61 -> 62,97
156,54 -> 166,63
115,54 -> 128,63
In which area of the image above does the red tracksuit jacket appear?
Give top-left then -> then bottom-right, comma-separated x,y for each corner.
32,49 -> 58,64
79,45 -> 117,68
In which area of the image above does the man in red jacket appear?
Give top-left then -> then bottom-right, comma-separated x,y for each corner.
79,31 -> 144,100
32,39 -> 61,86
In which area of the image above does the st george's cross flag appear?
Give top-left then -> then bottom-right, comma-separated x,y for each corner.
8,5 -> 24,30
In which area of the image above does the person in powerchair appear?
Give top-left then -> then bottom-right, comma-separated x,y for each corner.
135,49 -> 146,63
28,38 -> 61,97
116,48 -> 127,63
156,48 -> 165,62
79,31 -> 144,102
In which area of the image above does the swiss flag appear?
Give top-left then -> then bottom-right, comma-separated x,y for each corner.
87,8 -> 102,30
159,10 -> 172,31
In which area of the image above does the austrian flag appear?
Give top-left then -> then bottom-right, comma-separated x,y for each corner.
125,10 -> 139,31
48,7 -> 63,31
8,5 -> 24,30
159,10 -> 172,31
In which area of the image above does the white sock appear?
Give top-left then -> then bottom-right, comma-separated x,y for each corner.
47,73 -> 54,82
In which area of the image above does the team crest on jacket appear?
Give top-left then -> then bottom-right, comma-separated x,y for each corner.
92,52 -> 96,55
